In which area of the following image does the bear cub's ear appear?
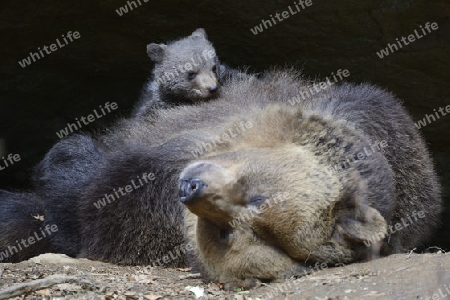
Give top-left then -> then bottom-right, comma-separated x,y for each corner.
147,43 -> 168,63
191,28 -> 208,40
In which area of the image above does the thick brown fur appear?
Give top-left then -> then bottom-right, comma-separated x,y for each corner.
1,70 -> 440,288
77,69 -> 440,286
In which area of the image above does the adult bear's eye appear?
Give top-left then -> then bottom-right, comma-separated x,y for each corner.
248,196 -> 267,207
187,71 -> 197,80
219,228 -> 233,245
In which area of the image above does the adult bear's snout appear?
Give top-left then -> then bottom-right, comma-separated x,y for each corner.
179,178 -> 208,204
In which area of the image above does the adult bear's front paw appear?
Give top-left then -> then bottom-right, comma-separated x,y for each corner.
220,277 -> 262,291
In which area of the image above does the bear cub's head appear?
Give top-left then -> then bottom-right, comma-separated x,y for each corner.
148,28 -> 220,102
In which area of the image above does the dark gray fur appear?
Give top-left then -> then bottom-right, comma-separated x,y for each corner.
80,70 -> 440,266
0,70 -> 441,277
0,191 -> 52,262
131,28 -> 219,117
132,28 -> 250,117
31,134 -> 105,256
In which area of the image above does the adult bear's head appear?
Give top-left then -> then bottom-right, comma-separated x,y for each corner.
178,106 -> 390,286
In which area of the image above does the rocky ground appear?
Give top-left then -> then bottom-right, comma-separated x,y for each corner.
0,251 -> 449,300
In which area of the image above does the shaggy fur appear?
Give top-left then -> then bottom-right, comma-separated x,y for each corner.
81,70 -> 440,285
31,134 -> 105,256
0,134 -> 104,261
0,191 -> 53,262
0,70 -> 441,289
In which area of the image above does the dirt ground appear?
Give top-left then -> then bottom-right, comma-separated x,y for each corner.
0,251 -> 449,300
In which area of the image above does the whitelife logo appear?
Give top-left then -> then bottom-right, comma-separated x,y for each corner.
376,22 -> 439,58
55,102 -> 118,139
18,31 -> 81,68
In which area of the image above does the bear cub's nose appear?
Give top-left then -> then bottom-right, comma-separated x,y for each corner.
208,86 -> 218,93
179,178 -> 208,204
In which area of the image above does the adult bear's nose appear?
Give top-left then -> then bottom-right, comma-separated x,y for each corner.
179,178 -> 208,204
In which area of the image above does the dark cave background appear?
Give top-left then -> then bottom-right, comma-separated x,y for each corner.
0,1 -> 449,248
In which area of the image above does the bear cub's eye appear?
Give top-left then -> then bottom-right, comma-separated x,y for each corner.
187,71 -> 197,80
212,65 -> 217,72
248,196 -> 267,207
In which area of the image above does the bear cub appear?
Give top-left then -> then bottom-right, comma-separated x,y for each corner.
132,28 -> 220,117
132,28 -> 251,117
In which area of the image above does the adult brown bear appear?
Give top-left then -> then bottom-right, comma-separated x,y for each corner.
76,70 -> 441,287
0,69 -> 440,287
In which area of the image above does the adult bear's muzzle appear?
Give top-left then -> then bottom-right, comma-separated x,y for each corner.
179,177 -> 208,204
178,160 -> 245,227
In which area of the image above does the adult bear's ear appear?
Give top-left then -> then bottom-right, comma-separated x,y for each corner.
333,182 -> 388,247
335,203 -> 387,246
191,28 -> 207,40
311,199 -> 387,264
147,43 -> 167,63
